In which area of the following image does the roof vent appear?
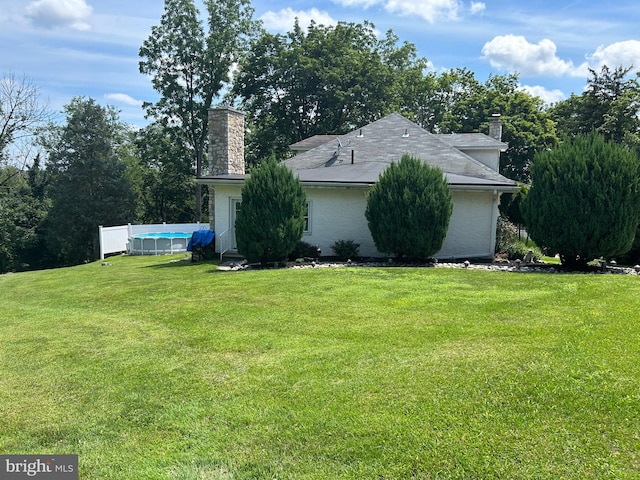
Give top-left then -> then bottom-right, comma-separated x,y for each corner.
357,129 -> 364,138
402,128 -> 409,138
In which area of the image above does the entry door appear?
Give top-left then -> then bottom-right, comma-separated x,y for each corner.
230,198 -> 241,250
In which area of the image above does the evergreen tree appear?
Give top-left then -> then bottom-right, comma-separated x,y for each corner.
521,133 -> 640,269
235,159 -> 306,266
365,154 -> 453,260
45,98 -> 136,266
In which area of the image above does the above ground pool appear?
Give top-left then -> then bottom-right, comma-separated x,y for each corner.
128,232 -> 193,256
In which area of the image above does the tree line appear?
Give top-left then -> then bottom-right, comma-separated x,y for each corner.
1,0 -> 640,273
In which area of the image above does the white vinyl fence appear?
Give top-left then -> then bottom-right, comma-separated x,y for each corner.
98,222 -> 210,259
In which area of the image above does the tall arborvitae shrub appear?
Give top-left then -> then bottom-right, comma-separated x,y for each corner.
521,133 -> 640,269
235,159 -> 307,266
365,154 -> 453,260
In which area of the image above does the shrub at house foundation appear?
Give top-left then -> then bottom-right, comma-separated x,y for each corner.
331,239 -> 360,260
288,241 -> 320,261
235,159 -> 307,266
365,154 -> 453,260
522,133 -> 640,269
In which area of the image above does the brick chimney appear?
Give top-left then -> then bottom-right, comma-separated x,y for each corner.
208,106 -> 245,175
489,114 -> 503,141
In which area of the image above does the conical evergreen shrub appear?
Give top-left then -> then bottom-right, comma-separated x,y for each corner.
522,133 -> 640,268
235,159 -> 307,266
365,154 -> 453,260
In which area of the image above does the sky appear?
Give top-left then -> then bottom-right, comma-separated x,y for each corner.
1,0 -> 640,128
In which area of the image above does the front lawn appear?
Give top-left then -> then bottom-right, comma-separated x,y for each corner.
1,254 -> 639,479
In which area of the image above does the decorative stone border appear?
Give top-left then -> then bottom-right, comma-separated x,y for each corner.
218,259 -> 640,275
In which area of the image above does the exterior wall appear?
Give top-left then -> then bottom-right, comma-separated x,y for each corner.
438,190 -> 498,259
303,187 -> 377,257
212,183 -> 499,260
305,187 -> 498,259
458,148 -> 500,171
211,184 -> 243,254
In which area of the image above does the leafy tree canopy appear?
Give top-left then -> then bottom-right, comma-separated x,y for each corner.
0,161 -> 48,273
139,0 -> 258,218
235,28 -> 556,182
133,123 -> 195,223
429,70 -> 558,182
233,20 -> 428,164
549,65 -> 640,148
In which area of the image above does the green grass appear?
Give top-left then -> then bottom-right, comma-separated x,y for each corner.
1,254 -> 640,479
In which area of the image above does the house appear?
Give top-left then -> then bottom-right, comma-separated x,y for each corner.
197,107 -> 519,260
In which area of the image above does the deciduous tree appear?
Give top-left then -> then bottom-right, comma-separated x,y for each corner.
0,161 -> 48,272
433,70 -> 558,182
0,72 -> 49,166
550,66 -> 640,148
233,21 -> 427,164
133,123 -> 195,223
139,0 -> 257,220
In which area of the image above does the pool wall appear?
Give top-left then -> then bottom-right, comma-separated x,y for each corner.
129,232 -> 194,256
99,222 -> 210,259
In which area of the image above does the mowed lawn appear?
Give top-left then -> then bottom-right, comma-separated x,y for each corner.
1,254 -> 640,479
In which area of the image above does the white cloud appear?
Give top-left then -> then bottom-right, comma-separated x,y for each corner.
481,35 -> 586,77
105,93 -> 143,107
384,0 -> 460,23
520,85 -> 565,104
260,8 -> 337,32
26,0 -> 92,31
332,0 -> 381,7
588,40 -> 640,71
332,0 -> 464,23
470,2 -> 485,14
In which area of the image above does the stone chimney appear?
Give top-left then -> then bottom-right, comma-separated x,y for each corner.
208,106 -> 245,175
489,113 -> 503,141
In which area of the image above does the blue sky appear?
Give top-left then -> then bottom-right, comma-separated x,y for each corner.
1,0 -> 639,127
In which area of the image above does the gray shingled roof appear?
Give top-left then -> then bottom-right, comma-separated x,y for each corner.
438,133 -> 508,150
200,113 -> 518,190
289,135 -> 340,152
283,113 -> 517,188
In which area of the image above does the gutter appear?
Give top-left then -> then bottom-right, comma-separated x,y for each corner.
196,176 -> 519,193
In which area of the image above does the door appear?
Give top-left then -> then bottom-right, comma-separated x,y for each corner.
230,198 -> 241,250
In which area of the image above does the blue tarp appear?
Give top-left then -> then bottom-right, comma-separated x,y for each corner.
187,229 -> 215,251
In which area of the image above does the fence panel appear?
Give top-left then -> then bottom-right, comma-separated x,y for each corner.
99,225 -> 129,259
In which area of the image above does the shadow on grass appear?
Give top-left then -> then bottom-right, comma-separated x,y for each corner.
142,256 -> 222,272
